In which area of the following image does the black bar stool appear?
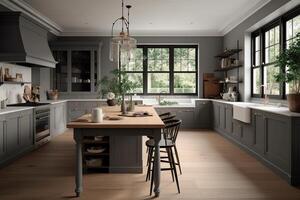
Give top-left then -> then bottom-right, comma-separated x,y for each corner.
146,119 -> 182,195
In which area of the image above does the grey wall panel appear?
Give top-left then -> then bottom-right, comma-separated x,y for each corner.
223,0 -> 292,100
51,36 -> 223,98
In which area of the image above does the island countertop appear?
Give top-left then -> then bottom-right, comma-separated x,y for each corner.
67,106 -> 165,129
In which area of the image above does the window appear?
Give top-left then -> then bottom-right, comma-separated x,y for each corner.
263,25 -> 280,96
286,14 -> 300,94
147,48 -> 170,93
123,48 -> 144,93
174,48 -> 197,94
251,34 -> 261,96
251,6 -> 300,99
122,45 -> 198,95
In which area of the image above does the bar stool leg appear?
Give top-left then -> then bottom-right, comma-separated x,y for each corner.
146,147 -> 153,181
166,147 -> 174,182
170,147 -> 180,193
174,145 -> 182,174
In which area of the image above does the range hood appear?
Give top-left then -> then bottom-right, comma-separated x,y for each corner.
0,12 -> 56,68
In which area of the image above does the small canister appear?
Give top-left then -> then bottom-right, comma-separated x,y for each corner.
91,108 -> 103,123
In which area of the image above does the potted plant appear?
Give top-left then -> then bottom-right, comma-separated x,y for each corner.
97,68 -> 138,114
274,32 -> 300,112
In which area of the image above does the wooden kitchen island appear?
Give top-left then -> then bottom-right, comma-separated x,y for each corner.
67,106 -> 165,197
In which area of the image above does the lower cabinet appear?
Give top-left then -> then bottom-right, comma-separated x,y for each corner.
195,100 -> 212,128
0,117 -> 5,161
214,101 -> 296,185
155,107 -> 196,129
0,109 -> 34,166
213,102 -> 220,129
252,110 -> 265,155
67,101 -> 116,122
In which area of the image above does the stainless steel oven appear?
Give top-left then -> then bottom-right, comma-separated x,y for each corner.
8,102 -> 51,148
34,106 -> 51,147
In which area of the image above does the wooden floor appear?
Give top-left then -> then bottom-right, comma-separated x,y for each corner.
1,129 -> 300,200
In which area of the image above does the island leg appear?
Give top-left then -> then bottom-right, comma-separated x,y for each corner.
153,129 -> 161,197
74,130 -> 83,197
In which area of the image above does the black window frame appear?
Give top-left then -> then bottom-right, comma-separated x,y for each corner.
251,5 -> 300,99
124,44 -> 198,96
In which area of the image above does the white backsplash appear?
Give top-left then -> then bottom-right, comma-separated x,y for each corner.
0,63 -> 32,104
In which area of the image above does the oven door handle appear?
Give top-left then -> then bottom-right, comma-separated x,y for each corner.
36,116 -> 49,121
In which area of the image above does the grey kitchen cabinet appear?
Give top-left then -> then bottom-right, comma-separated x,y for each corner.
155,107 -> 196,129
264,111 -> 291,173
213,100 -> 300,185
6,112 -> 20,156
232,120 -> 242,140
195,100 -> 212,128
50,41 -> 102,94
51,102 -> 67,137
252,110 -> 265,155
224,104 -> 233,135
19,111 -> 33,149
0,116 -> 5,161
0,109 -> 34,167
67,101 -> 107,122
176,108 -> 195,128
219,104 -> 226,131
212,102 -> 220,129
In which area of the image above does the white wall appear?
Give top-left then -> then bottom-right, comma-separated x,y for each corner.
0,63 -> 32,104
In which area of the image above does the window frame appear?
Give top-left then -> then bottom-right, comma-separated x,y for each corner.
251,5 -> 300,99
124,44 -> 198,96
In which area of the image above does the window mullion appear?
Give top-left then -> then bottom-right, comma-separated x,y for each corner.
260,29 -> 264,98
143,46 -> 147,95
170,47 -> 174,95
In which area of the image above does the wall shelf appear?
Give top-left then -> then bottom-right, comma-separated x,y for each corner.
214,65 -> 243,72
215,49 -> 242,58
219,80 -> 243,84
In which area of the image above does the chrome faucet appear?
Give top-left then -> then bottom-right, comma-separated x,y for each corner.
157,91 -> 167,105
260,85 -> 269,105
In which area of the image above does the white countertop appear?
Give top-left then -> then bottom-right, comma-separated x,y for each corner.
2,98 -> 300,117
0,107 -> 34,115
209,99 -> 300,117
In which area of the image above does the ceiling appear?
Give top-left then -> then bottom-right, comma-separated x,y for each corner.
17,0 -> 269,36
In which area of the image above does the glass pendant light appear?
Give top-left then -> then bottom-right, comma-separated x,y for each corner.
110,0 -> 136,66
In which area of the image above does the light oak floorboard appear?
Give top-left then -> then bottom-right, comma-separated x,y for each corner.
0,129 -> 300,200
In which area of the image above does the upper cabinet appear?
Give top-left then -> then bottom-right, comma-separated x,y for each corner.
50,41 -> 102,93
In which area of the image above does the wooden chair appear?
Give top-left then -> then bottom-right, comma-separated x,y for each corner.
146,119 -> 182,195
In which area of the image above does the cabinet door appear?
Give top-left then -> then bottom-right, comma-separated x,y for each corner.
71,51 -> 92,92
265,113 -> 291,173
219,104 -> 226,132
252,111 -> 265,155
232,120 -> 242,140
0,119 -> 5,160
225,105 -> 233,134
213,103 -> 220,129
196,101 -> 212,128
6,115 -> 19,156
178,109 -> 195,128
19,112 -> 33,149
